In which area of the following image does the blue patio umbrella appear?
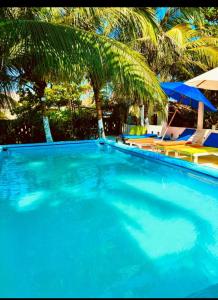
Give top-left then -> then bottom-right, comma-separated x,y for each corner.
160,82 -> 217,112
160,82 -> 217,139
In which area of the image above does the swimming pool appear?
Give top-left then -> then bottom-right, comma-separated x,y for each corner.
0,140 -> 218,297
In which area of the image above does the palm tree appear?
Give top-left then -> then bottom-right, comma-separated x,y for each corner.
39,7 -> 161,137
164,24 -> 218,78
118,7 -> 218,124
0,9 -> 166,141
139,9 -> 218,81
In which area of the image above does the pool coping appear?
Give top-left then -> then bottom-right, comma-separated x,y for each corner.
0,139 -> 97,149
1,138 -> 218,179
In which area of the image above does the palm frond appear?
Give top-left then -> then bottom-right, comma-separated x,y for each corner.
49,7 -> 158,45
188,46 -> 218,68
0,19 -> 166,109
186,37 -> 218,49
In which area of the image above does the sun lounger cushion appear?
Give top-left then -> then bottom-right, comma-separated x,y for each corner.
203,133 -> 218,147
163,145 -> 218,155
155,140 -> 191,146
177,128 -> 196,141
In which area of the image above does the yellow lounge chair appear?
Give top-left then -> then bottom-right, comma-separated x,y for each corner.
127,138 -> 190,149
156,132 -> 218,163
126,137 -> 155,147
158,145 -> 218,163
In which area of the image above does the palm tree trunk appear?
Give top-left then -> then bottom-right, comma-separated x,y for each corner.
69,99 -> 74,134
35,80 -> 53,143
42,115 -> 53,142
91,79 -> 105,138
140,104 -> 145,126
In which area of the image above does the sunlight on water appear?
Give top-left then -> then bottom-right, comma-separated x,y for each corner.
117,173 -> 218,261
26,161 -> 45,168
17,191 -> 45,211
0,142 -> 218,298
112,201 -> 197,259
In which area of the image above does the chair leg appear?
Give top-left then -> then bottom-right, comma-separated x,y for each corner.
193,156 -> 198,163
152,146 -> 158,152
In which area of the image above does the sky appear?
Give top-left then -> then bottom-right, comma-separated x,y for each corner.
156,7 -> 168,22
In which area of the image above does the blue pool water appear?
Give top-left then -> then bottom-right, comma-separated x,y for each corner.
0,141 -> 218,298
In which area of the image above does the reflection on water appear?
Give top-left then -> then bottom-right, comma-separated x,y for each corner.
0,143 -> 218,297
17,191 -> 45,210
112,201 -> 197,258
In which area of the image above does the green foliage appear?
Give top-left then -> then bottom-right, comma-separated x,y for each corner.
48,108 -> 98,140
129,125 -> 147,135
0,7 -> 218,138
7,85 -> 98,143
13,82 -> 90,117
45,7 -> 158,44
0,111 -> 8,120
12,88 -> 42,117
45,82 -> 90,108
0,10 -> 166,111
7,88 -> 45,143
200,7 -> 218,24
141,20 -> 218,83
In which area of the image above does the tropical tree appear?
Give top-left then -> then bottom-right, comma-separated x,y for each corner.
160,23 -> 217,80
39,7 -> 161,137
43,7 -> 158,44
137,11 -> 218,82
0,8 -> 166,141
45,82 -> 89,111
156,7 -> 206,30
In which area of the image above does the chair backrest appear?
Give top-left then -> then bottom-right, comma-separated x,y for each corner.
189,129 -> 206,144
203,132 -> 218,147
177,128 -> 196,141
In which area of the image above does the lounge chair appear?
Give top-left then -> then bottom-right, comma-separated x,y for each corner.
159,132 -> 218,163
126,137 -> 156,146
116,133 -> 158,144
127,128 -> 196,149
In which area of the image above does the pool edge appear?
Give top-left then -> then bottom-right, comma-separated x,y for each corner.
0,139 -> 98,149
103,139 -> 218,180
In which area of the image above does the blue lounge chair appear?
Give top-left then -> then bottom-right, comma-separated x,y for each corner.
203,132 -> 218,147
154,128 -> 196,142
176,128 -> 196,141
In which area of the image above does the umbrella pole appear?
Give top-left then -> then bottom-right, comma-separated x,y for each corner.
195,81 -> 205,130
197,101 -> 204,129
161,108 -> 178,141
